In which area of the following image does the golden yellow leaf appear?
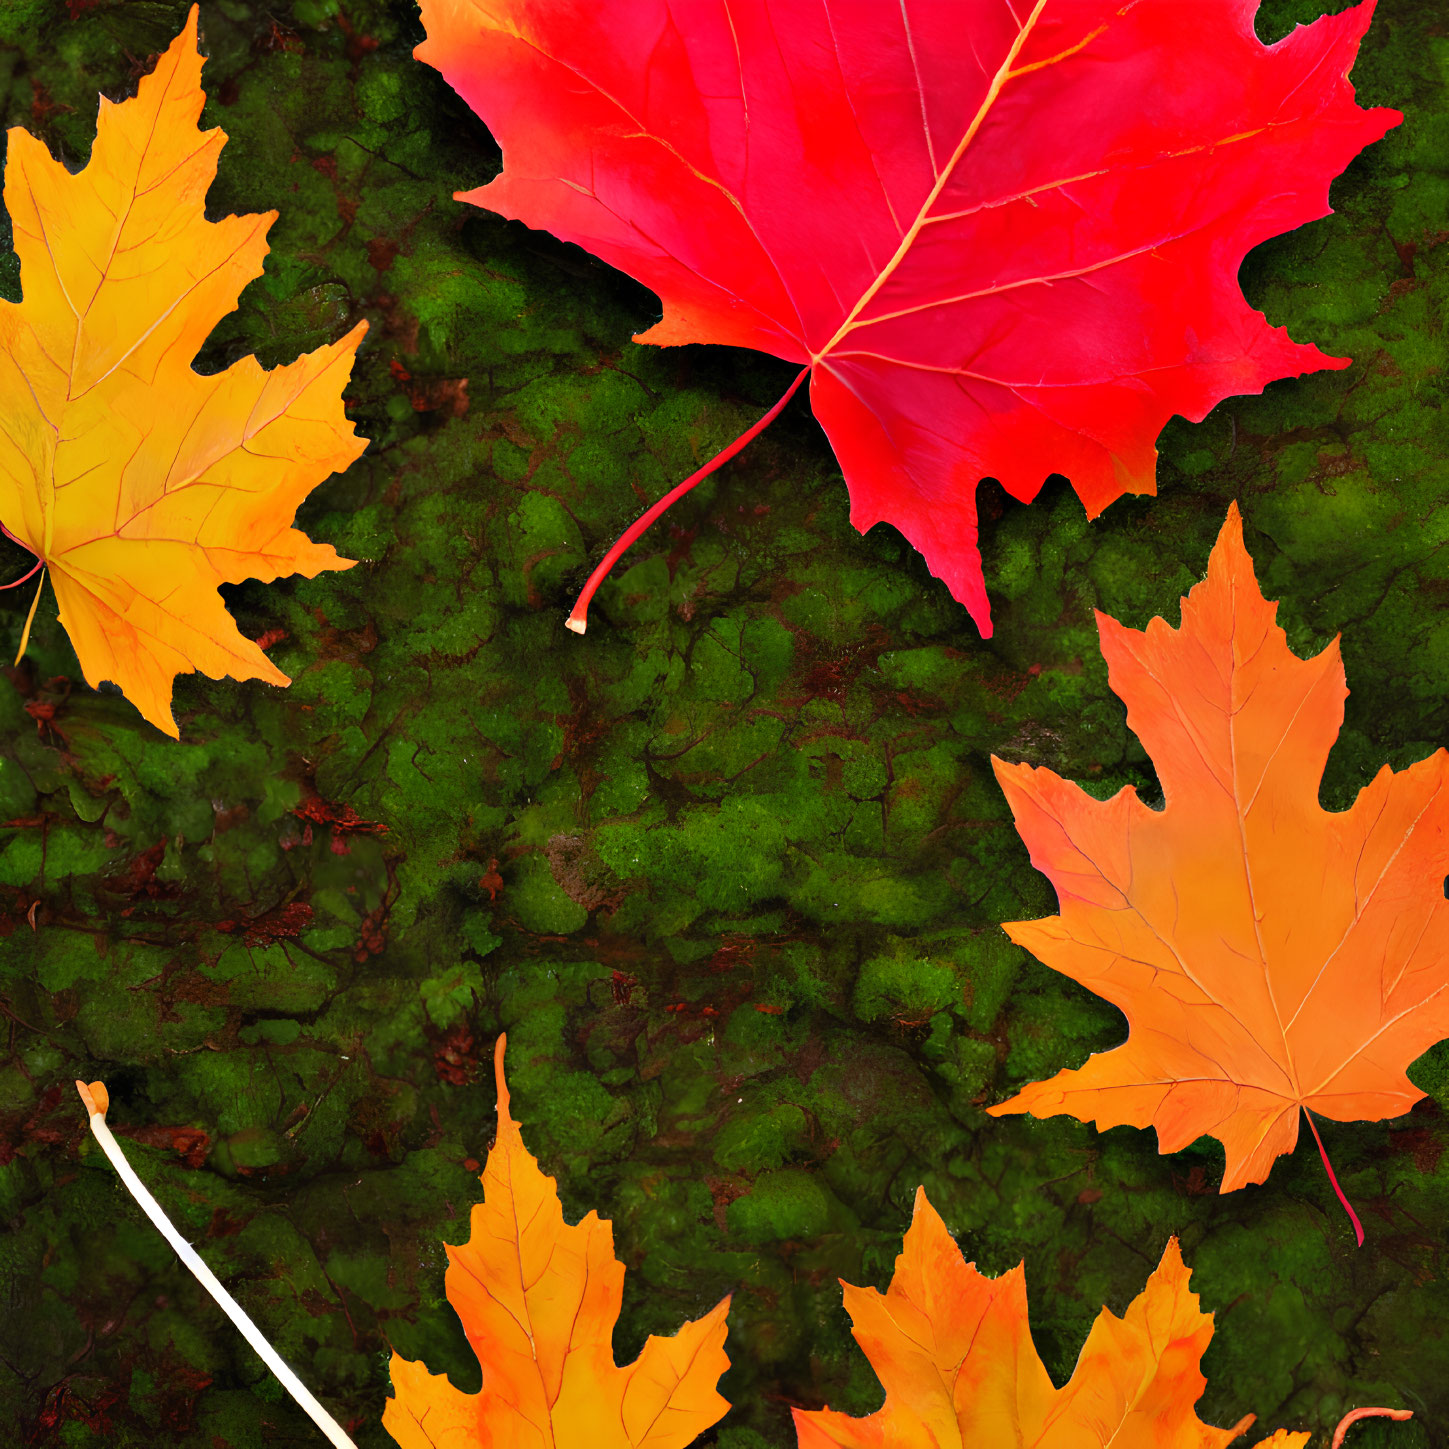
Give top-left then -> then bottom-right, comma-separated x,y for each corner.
383,1036 -> 732,1449
0,6 -> 366,736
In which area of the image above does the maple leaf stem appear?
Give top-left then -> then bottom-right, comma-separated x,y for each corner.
565,364 -> 811,635
494,1031 -> 511,1119
75,1080 -> 359,1449
0,556 -> 43,591
1302,1106 -> 1364,1247
0,523 -> 42,595
1330,1406 -> 1413,1446
13,566 -> 46,666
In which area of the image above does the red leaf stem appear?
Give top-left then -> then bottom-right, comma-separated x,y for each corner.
1303,1106 -> 1364,1248
1331,1406 -> 1413,1446
566,364 -> 810,634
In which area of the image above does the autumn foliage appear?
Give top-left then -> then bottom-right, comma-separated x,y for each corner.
793,1187 -> 1411,1448
415,0 -> 1396,632
989,506 -> 1449,1199
384,1037 -> 732,1449
0,7 -> 366,735
14,5 -> 1429,1445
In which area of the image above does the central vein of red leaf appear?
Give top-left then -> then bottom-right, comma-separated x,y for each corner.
811,0 -> 1049,366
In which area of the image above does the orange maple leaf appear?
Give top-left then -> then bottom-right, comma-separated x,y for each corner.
0,7 -> 366,737
383,1036 -> 732,1449
794,1187 -> 1308,1449
988,505 -> 1449,1209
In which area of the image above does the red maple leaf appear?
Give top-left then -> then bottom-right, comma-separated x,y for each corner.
415,1 -> 1396,634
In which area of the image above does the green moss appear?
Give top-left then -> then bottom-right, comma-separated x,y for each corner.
0,0 -> 1447,1442
728,1169 -> 841,1243
852,948 -> 959,1023
713,1103 -> 809,1174
0,832 -> 41,885
507,853 -> 589,934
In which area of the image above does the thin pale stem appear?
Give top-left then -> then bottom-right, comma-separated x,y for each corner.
76,1081 -> 358,1449
1331,1406 -> 1413,1446
566,364 -> 811,635
14,567 -> 46,666
1303,1105 -> 1363,1246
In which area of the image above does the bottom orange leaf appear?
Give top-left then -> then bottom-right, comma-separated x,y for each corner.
383,1036 -> 731,1449
793,1187 -> 1307,1449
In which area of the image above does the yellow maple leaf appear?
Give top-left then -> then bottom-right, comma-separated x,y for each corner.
795,1187 -> 1323,1449
0,5 -> 366,736
383,1035 -> 732,1449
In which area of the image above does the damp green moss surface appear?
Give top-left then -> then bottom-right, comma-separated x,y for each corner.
0,1 -> 1447,1445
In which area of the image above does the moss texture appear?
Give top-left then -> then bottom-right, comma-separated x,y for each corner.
0,0 -> 1446,1444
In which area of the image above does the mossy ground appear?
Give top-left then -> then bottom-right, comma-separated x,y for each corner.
0,0 -> 1446,1444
